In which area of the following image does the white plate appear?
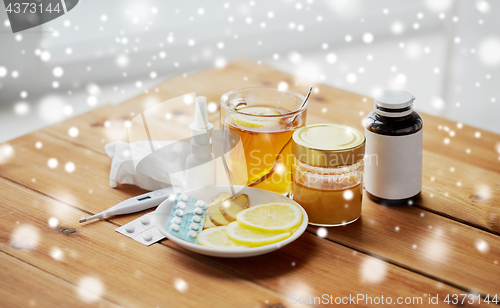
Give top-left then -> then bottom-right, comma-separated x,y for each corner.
153,185 -> 308,258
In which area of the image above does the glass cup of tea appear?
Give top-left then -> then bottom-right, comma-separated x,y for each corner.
220,86 -> 307,195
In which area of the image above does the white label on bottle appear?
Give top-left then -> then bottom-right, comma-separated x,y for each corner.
364,129 -> 423,200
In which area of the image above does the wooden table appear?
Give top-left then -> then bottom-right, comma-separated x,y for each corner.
1,60 -> 499,307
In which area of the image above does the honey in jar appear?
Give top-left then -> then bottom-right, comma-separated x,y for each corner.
290,124 -> 365,226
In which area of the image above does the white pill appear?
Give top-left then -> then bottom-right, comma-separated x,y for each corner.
143,231 -> 153,241
193,216 -> 201,223
176,209 -> 184,217
177,201 -> 186,209
141,216 -> 150,225
190,223 -> 199,231
188,230 -> 197,238
125,224 -> 135,233
171,224 -> 180,232
195,208 -> 203,215
196,200 -> 205,208
173,217 -> 182,224
180,194 -> 188,201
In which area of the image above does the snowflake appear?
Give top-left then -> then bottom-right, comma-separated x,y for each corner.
326,53 -> 337,64
48,217 -> 59,227
77,277 -> 104,303
51,247 -> 63,261
40,51 -> 51,61
317,227 -> 327,238
14,102 -> 29,115
174,278 -> 188,293
363,33 -> 374,44
10,224 -> 39,250
53,67 -> 64,78
361,258 -> 386,283
65,162 -> 76,173
475,240 -> 489,253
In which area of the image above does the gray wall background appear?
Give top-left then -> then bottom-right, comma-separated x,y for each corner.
0,0 -> 499,142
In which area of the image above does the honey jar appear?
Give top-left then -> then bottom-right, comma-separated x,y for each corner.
290,124 -> 365,226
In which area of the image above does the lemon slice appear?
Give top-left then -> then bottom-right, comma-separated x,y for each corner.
226,222 -> 291,247
239,107 -> 280,115
236,202 -> 303,232
198,226 -> 248,249
230,106 -> 280,129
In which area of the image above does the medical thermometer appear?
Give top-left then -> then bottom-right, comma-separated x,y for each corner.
79,187 -> 174,223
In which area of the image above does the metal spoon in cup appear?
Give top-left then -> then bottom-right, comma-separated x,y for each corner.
290,86 -> 312,124
248,86 -> 313,187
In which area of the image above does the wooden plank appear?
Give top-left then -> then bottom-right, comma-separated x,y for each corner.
41,101 -> 500,234
2,131 -> 499,298
419,151 -> 500,234
0,178 -> 298,308
39,60 -> 500,230
229,60 -> 500,173
307,114 -> 500,235
0,252 -> 119,308
42,100 -> 199,156
0,131 -> 147,218
43,60 -> 500,172
3,59 -> 499,305
0,172 -> 485,308
165,233 -> 488,308
308,192 -> 500,295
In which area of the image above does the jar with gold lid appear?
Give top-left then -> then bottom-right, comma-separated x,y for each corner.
290,124 -> 365,226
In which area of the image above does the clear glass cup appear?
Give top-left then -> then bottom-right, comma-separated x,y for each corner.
220,86 -> 307,195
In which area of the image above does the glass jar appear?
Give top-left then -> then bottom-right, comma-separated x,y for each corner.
364,90 -> 423,206
290,124 -> 365,226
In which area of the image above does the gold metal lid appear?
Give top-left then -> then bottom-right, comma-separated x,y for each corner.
292,124 -> 365,167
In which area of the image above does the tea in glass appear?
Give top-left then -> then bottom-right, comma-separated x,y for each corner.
220,87 -> 307,195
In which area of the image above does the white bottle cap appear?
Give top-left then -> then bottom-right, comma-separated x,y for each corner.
374,90 -> 415,117
190,96 -> 214,139
193,96 -> 209,129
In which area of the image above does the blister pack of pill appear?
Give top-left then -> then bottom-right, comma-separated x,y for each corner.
166,193 -> 208,244
115,212 -> 165,246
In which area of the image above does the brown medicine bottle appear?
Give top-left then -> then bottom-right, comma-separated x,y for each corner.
364,90 -> 423,205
